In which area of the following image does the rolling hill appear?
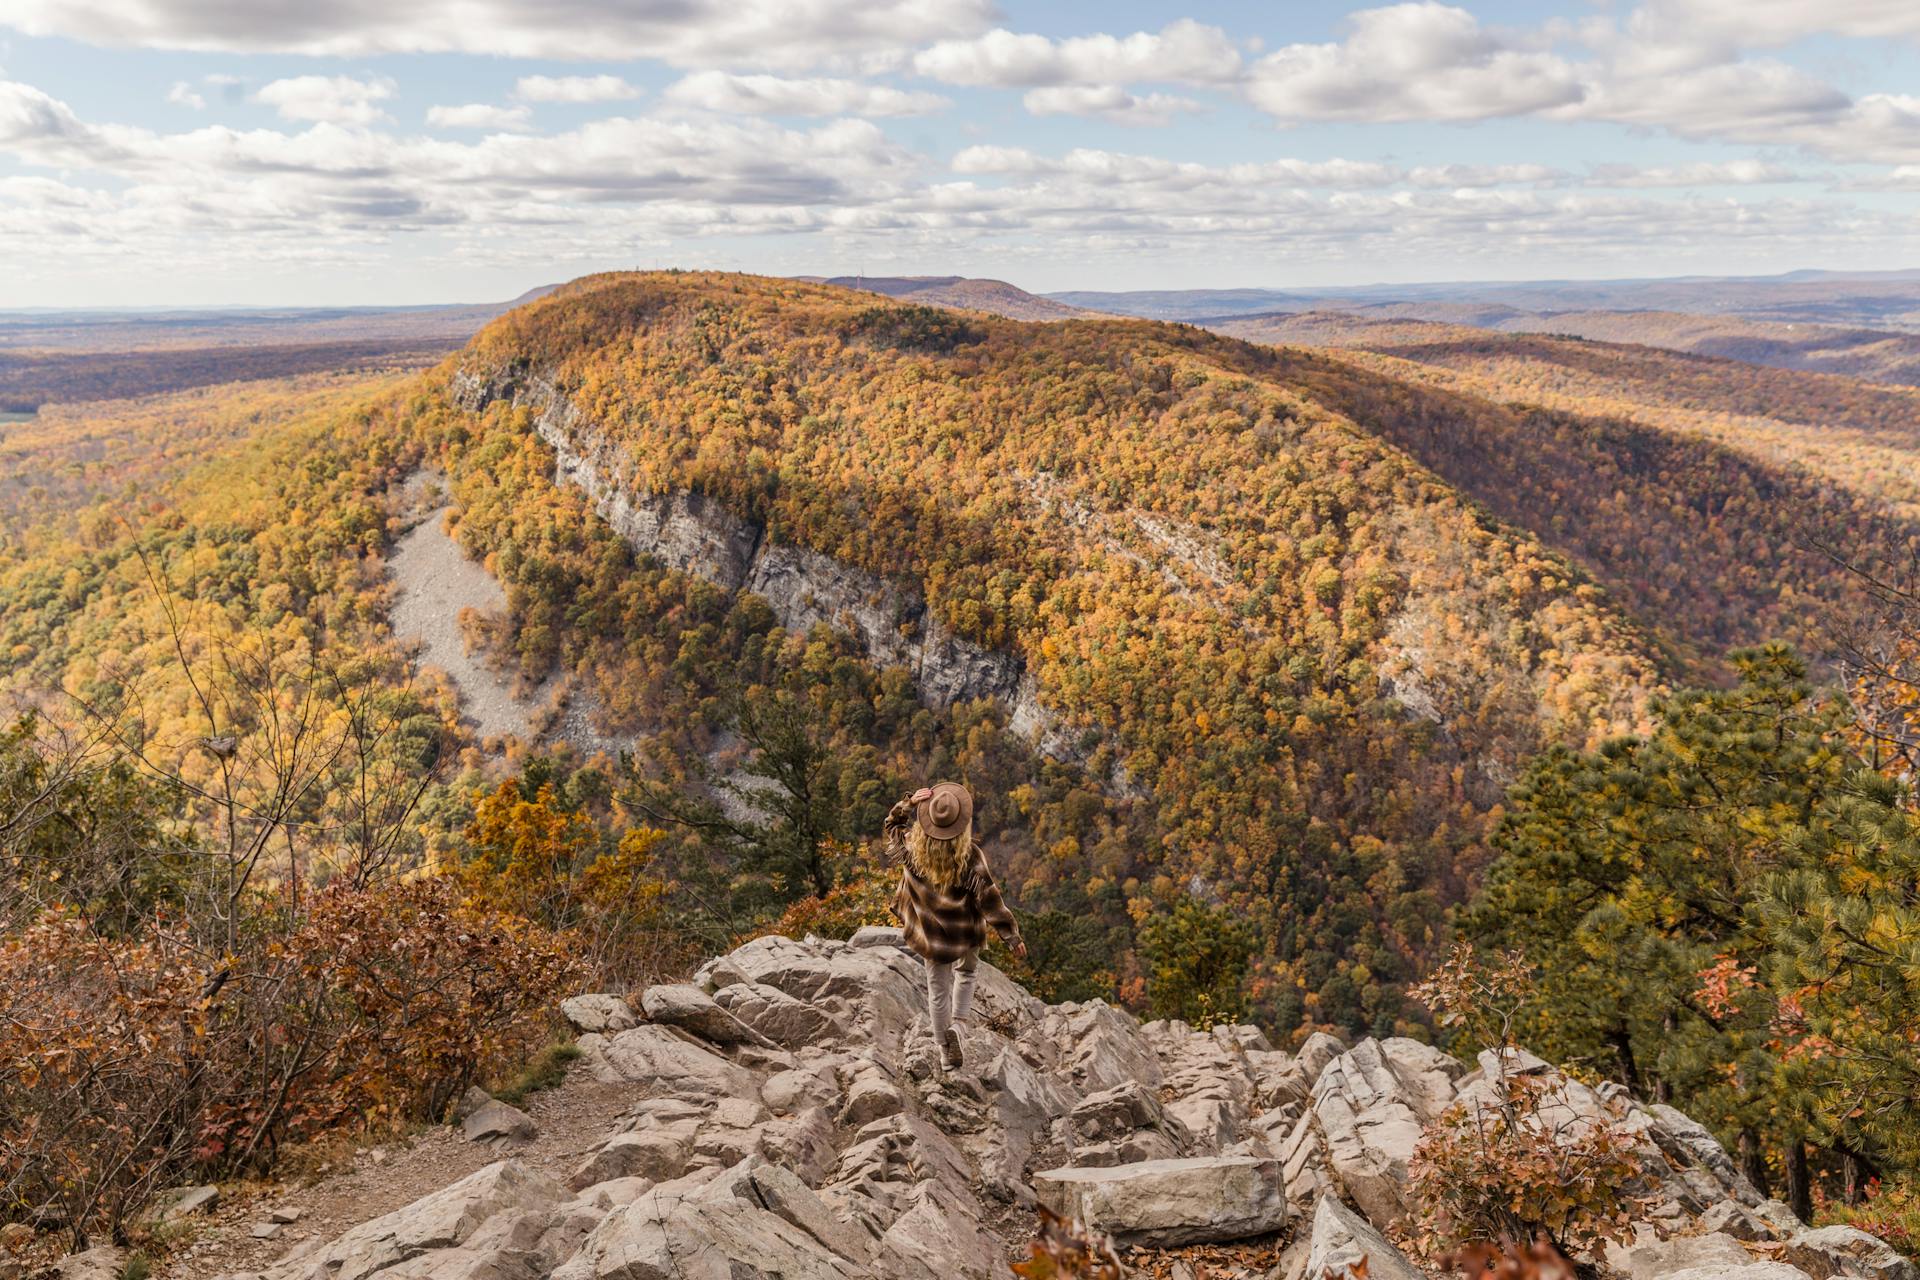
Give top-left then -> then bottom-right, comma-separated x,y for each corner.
798,274 -> 1094,321
1211,309 -> 1920,520
0,286 -> 558,411
1224,302 -> 1920,389
420,271 -> 1908,1027
3,270 -> 1908,1038
1055,266 -> 1920,330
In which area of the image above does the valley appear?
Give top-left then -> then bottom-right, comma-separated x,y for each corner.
6,269 -> 1920,1273
11,268 -> 1905,1027
16,1 -> 1920,1270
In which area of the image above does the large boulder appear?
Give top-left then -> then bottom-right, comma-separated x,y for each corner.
875,1180 -> 1010,1280
1309,1038 -> 1464,1230
1785,1226 -> 1920,1280
575,1025 -> 759,1097
53,1247 -> 126,1280
1067,1080 -> 1189,1166
1031,1155 -> 1287,1246
1607,1228 -> 1756,1280
1643,1103 -> 1764,1209
562,995 -> 637,1035
1050,1001 -> 1164,1094
1300,1194 -> 1429,1280
639,983 -> 777,1048
713,981 -> 850,1050
551,1180 -> 864,1280
571,1131 -> 690,1190
258,1160 -> 568,1280
1663,1267 -> 1817,1280
701,1156 -> 876,1264
463,1099 -> 537,1146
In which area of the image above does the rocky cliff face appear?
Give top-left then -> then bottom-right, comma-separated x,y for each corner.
447,366 -> 1082,764
203,930 -> 1915,1280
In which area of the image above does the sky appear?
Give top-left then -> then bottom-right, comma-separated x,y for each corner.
2,0 -> 1920,307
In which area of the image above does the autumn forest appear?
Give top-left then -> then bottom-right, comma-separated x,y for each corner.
7,271 -> 1920,1251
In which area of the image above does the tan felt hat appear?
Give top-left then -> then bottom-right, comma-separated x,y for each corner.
914,781 -> 973,841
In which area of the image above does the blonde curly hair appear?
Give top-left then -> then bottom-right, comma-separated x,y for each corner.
906,821 -> 972,891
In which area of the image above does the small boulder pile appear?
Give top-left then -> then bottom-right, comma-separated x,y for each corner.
180,929 -> 1912,1280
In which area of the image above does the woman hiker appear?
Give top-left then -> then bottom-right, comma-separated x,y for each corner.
884,781 -> 1026,1071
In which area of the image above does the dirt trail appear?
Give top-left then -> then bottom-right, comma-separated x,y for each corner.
159,1077 -> 635,1278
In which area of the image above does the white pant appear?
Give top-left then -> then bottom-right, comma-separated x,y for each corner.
926,952 -> 979,1040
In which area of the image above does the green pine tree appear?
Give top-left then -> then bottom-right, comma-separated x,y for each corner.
1461,645 -> 1846,1194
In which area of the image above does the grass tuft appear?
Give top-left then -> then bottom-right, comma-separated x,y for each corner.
493,1041 -> 582,1106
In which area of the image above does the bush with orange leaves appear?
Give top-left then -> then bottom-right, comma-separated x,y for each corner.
261,879 -> 581,1142
1407,944 -> 1647,1257
0,880 -> 579,1250
0,912 -> 212,1249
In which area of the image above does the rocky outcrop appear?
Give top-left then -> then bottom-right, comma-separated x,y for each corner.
560,995 -> 636,1036
1784,1226 -> 1920,1280
1298,1194 -> 1428,1280
208,932 -> 1913,1280
1031,1156 -> 1287,1245
447,366 -> 1080,762
463,1099 -> 538,1147
246,1160 -> 571,1280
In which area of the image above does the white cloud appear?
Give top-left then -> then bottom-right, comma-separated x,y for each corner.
1586,160 -> 1803,186
513,74 -> 642,104
166,80 -> 203,109
663,71 -> 946,117
1227,2 -> 1920,168
1020,86 -> 1203,127
1406,163 -> 1567,188
949,145 -> 1041,175
1565,57 -> 1848,137
953,145 -> 1402,189
914,19 -> 1241,88
8,2 -> 1920,299
1844,164 -> 1920,190
426,102 -> 534,131
1,0 -> 995,68
0,78 -> 919,232
0,80 -> 124,166
1246,4 -> 1582,123
1623,0 -> 1920,57
5,76 -> 1919,299
951,147 -> 1570,191
253,74 -> 394,126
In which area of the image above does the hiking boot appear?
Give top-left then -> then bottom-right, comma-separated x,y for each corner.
942,1027 -> 964,1070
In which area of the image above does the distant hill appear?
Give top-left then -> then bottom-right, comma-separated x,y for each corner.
1211,307 -> 1920,520
0,299 -> 526,355
800,274 -> 1094,321
1047,287 -> 1311,321
0,284 -> 561,410
1218,300 -> 1920,387
1484,308 -> 1920,387
1053,266 -> 1920,332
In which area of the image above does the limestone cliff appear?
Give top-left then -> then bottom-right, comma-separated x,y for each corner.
447,365 -> 1083,765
